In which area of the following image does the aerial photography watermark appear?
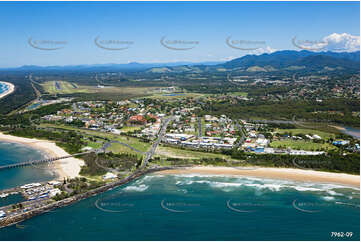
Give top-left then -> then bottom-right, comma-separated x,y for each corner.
94,36 -> 134,51
292,36 -> 327,51
28,37 -> 67,50
160,36 -> 199,51
292,157 -> 333,170
95,195 -> 135,213
226,36 -> 266,50
291,199 -> 359,214
226,199 -> 265,213
291,36 -> 348,52
30,162 -> 57,174
227,159 -> 258,171
160,199 -> 201,213
292,199 -> 324,213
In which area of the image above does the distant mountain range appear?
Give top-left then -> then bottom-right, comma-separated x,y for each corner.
146,50 -> 360,74
0,61 -> 223,72
1,50 -> 359,73
219,50 -> 360,72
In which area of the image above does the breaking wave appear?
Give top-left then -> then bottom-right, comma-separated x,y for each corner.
123,184 -> 149,192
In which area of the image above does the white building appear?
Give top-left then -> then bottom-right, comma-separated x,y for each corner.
256,138 -> 270,147
48,181 -> 61,186
49,188 -> 62,197
312,134 -> 322,140
21,183 -> 42,189
103,172 -> 117,180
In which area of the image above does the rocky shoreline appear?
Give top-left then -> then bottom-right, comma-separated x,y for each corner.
0,166 -> 173,229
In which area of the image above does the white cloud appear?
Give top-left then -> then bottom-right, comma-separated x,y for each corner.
323,33 -> 360,52
293,33 -> 360,52
220,56 -> 238,61
251,46 -> 277,55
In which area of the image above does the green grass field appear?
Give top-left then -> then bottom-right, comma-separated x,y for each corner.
120,126 -> 143,133
107,143 -> 144,158
270,140 -> 337,151
40,124 -> 151,155
227,91 -> 248,97
84,141 -> 103,149
201,118 -> 206,136
155,145 -> 232,160
274,128 -> 336,139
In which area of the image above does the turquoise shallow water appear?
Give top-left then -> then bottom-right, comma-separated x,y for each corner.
0,174 -> 359,241
341,126 -> 360,139
0,141 -> 56,190
0,82 -> 9,95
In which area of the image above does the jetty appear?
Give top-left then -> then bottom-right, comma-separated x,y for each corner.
0,152 -> 91,171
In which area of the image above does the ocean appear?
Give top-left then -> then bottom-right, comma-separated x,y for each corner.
0,173 -> 359,241
0,141 -> 56,190
0,82 -> 9,96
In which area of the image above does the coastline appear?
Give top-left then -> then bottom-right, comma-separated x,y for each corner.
0,132 -> 84,179
156,166 -> 360,188
0,166 -> 170,229
329,124 -> 360,139
0,81 -> 15,99
328,125 -> 346,131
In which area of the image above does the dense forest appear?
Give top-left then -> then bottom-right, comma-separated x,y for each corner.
0,103 -> 70,126
80,152 -> 142,176
6,127 -> 84,154
223,149 -> 360,175
0,73 -> 36,114
197,98 -> 360,126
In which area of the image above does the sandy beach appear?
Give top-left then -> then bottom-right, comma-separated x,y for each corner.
0,81 -> 15,99
0,132 -> 84,179
329,125 -> 346,131
157,166 -> 360,188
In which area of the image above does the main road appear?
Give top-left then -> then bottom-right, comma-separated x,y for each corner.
141,116 -> 175,169
198,117 -> 202,137
234,120 -> 245,147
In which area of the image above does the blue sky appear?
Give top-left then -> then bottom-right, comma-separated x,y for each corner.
0,1 -> 359,67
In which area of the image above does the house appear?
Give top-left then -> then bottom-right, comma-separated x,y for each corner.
256,138 -> 269,147
165,133 -> 194,141
333,140 -> 350,146
128,115 -> 147,125
110,129 -> 121,135
289,150 -> 324,155
249,132 -> 257,138
305,134 -> 314,140
20,183 -> 42,189
48,181 -> 61,186
312,134 -> 322,140
264,148 -> 275,154
49,188 -> 61,197
81,146 -> 93,151
103,172 -> 117,180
